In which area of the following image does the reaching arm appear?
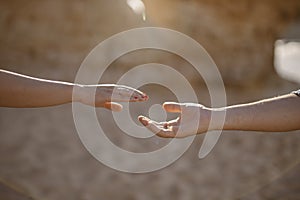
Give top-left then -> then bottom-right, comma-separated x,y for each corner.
139,92 -> 300,138
0,69 -> 148,111
219,93 -> 300,132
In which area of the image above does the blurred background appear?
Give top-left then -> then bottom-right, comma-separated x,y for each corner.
0,0 -> 300,199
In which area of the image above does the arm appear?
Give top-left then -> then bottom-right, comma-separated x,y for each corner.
139,92 -> 300,138
0,70 -> 148,110
218,93 -> 300,132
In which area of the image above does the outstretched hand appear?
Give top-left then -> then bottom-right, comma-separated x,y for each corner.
138,102 -> 211,138
0,70 -> 148,109
74,84 -> 148,111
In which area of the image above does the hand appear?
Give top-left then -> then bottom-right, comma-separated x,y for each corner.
138,102 -> 211,138
74,84 -> 148,111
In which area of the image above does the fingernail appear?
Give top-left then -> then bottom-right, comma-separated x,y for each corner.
143,94 -> 149,100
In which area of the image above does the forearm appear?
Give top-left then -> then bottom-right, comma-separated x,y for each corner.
211,93 -> 300,132
0,70 -> 75,107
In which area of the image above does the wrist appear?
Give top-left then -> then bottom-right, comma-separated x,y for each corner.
206,107 -> 227,131
72,84 -> 86,104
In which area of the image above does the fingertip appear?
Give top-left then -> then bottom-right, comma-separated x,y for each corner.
138,115 -> 149,126
104,102 -> 123,112
112,105 -> 123,112
163,102 -> 182,113
143,93 -> 149,101
132,92 -> 149,102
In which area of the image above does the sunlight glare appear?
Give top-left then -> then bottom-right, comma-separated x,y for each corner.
126,0 -> 146,21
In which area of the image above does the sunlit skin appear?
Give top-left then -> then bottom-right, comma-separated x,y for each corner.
0,70 -> 148,111
2,69 -> 299,137
139,94 -> 300,138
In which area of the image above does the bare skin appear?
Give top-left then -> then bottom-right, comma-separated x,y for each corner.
0,70 -> 148,111
139,93 -> 300,138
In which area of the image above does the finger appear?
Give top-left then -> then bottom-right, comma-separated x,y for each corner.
138,116 -> 177,138
146,121 -> 177,138
138,116 -> 160,133
107,85 -> 148,102
156,128 -> 177,138
104,102 -> 123,112
146,121 -> 161,134
139,115 -> 179,129
138,115 -> 150,126
163,102 -> 183,113
153,117 -> 180,128
138,115 -> 164,127
165,117 -> 180,126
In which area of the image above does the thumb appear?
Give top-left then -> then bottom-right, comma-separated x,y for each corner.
104,102 -> 123,112
163,102 -> 183,113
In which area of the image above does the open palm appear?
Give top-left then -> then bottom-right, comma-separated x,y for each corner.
139,102 -> 211,138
